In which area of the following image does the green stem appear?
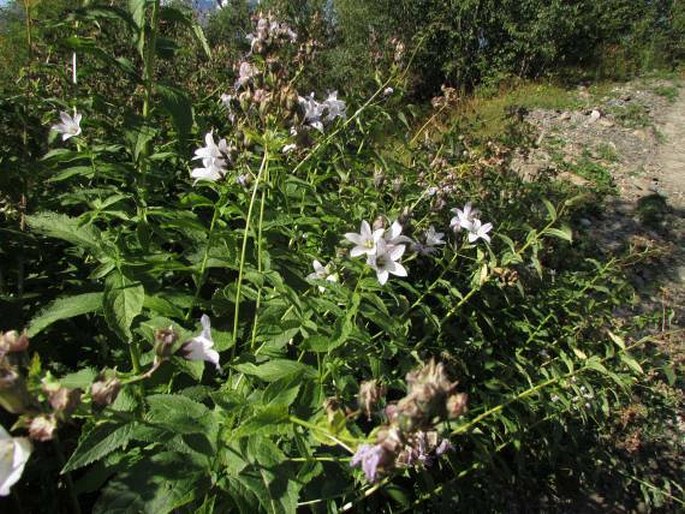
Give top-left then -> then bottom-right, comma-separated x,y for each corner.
142,0 -> 160,121
249,184 -> 268,352
128,339 -> 142,375
289,416 -> 355,453
232,148 -> 269,358
186,195 -> 224,321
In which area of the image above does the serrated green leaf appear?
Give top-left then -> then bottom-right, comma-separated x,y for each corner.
63,422 -> 136,473
26,212 -> 102,251
27,292 -> 104,337
145,394 -> 215,436
103,272 -> 145,341
59,367 -> 98,390
233,359 -> 316,382
92,451 -> 207,514
157,84 -> 193,138
232,405 -> 290,439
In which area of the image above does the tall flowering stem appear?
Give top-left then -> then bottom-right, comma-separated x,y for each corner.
142,0 -> 161,121
232,146 -> 269,360
186,191 -> 227,321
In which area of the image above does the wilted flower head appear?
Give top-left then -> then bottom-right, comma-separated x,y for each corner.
154,326 -> 178,361
51,110 -> 82,141
358,379 -> 386,420
91,373 -> 121,407
0,424 -> 32,496
180,315 -> 220,371
28,415 -> 56,442
350,443 -> 385,482
246,13 -> 297,53
0,368 -> 31,414
48,387 -> 81,418
0,331 -> 28,356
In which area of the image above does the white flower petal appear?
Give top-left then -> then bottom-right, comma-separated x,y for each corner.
376,269 -> 389,285
390,262 -> 408,277
0,426 -> 31,497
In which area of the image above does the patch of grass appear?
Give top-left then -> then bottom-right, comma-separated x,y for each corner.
561,156 -> 616,194
457,81 -> 583,140
608,102 -> 651,128
653,85 -> 679,102
595,142 -> 620,162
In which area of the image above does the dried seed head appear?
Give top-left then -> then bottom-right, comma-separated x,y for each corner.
154,326 -> 178,360
0,367 -> 31,414
446,392 -> 468,419
373,169 -> 385,188
91,374 -> 121,407
28,415 -> 57,442
0,331 -> 29,355
358,380 -> 386,420
49,387 -> 82,417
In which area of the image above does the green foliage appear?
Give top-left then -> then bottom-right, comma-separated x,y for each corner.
0,2 -> 681,514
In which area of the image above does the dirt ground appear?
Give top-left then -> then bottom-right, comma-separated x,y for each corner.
516,78 -> 684,327
514,77 -> 684,511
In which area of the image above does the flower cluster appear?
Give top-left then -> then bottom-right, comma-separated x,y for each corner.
345,220 -> 409,285
298,91 -> 347,132
449,202 -> 493,243
350,360 -> 467,482
190,132 -> 233,183
246,12 -> 297,55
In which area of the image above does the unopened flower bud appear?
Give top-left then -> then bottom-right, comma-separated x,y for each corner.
376,425 -> 403,454
373,169 -> 385,188
446,392 -> 468,419
392,177 -> 403,194
91,374 -> 121,407
397,206 -> 412,226
154,326 -> 178,360
49,387 -> 81,417
358,380 -> 386,420
0,368 -> 31,414
28,415 -> 57,442
372,216 -> 385,231
0,331 -> 29,354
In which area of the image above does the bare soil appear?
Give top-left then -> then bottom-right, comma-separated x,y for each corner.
514,77 -> 685,511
